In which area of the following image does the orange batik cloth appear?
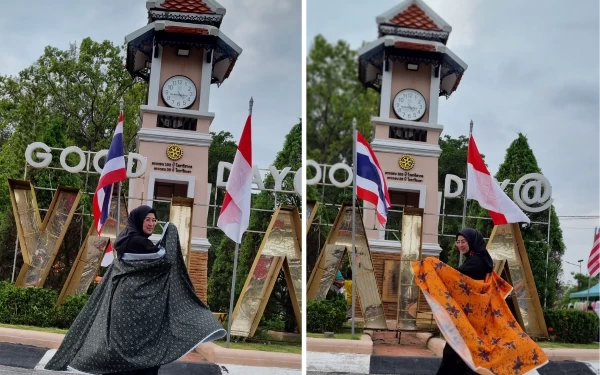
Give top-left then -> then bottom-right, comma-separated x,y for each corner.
411,257 -> 548,375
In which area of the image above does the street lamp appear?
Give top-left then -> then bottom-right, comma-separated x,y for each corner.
565,259 -> 584,275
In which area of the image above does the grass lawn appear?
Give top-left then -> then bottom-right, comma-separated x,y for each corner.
306,332 -> 363,340
213,340 -> 301,354
537,341 -> 600,349
0,323 -> 68,335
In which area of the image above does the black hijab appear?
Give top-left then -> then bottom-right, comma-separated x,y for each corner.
114,205 -> 159,259
457,227 -> 494,279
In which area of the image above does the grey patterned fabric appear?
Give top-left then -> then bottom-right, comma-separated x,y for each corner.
45,224 -> 226,374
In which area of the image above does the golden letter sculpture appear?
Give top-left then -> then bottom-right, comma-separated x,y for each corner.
230,206 -> 302,337
169,197 -> 194,268
307,202 -> 387,330
486,224 -> 548,338
396,208 -> 424,330
9,179 -> 81,287
57,192 -> 128,304
58,196 -> 195,304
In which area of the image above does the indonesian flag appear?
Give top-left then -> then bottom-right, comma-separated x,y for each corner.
588,227 -> 600,277
217,114 -> 252,244
467,136 -> 530,225
101,243 -> 114,267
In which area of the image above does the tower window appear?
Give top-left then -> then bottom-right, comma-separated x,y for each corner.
385,190 -> 420,241
157,115 -> 197,131
389,127 -> 427,142
153,181 -> 188,222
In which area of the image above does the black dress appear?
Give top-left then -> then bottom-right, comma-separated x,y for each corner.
436,228 -> 494,375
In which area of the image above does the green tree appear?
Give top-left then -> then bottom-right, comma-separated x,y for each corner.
437,135 -> 487,267
472,133 -> 566,307
0,38 -> 146,284
207,122 -> 302,333
307,35 -> 378,166
306,35 -> 379,248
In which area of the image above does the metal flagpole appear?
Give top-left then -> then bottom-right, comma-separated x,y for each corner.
459,120 -> 473,266
543,208 -> 552,308
351,118 -> 357,337
587,227 -> 596,306
227,242 -> 240,348
116,98 -> 124,238
226,97 -> 253,348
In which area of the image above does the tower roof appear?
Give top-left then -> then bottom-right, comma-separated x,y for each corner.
377,0 -> 451,44
125,21 -> 242,85
146,0 -> 225,27
357,36 -> 467,97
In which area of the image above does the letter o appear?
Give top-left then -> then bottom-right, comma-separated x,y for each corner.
306,160 -> 322,185
328,162 -> 353,188
25,142 -> 52,168
93,150 -> 109,174
60,146 -> 86,173
294,167 -> 303,196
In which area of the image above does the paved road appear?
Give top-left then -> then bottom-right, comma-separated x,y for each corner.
308,360 -> 600,374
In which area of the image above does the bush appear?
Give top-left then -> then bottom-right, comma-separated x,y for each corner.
0,281 -> 89,329
0,281 -> 58,327
543,308 -> 599,344
307,293 -> 347,333
55,294 -> 89,329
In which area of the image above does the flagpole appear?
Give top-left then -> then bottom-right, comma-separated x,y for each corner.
116,98 -> 124,238
226,97 -> 253,348
459,120 -> 473,266
587,228 -> 595,306
351,118 -> 357,337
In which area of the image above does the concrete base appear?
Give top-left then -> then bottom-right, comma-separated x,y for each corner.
195,342 -> 301,369
306,335 -> 373,355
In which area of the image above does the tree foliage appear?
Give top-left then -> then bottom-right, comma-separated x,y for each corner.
472,133 -> 565,307
207,122 -> 302,332
0,38 -> 146,286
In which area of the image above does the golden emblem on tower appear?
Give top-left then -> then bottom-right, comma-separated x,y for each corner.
166,144 -> 184,161
398,155 -> 415,171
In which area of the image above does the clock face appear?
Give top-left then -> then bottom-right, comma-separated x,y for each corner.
393,89 -> 427,121
162,75 -> 197,109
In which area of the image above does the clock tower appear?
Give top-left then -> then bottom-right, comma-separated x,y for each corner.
357,0 -> 467,256
125,0 -> 242,299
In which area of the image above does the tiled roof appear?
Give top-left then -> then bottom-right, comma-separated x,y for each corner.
394,41 -> 436,51
158,0 -> 214,14
390,4 -> 441,31
164,26 -> 209,35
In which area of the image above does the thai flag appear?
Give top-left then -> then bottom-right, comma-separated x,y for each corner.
92,110 -> 128,236
356,131 -> 391,226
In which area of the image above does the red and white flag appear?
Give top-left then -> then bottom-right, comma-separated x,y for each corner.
217,114 -> 252,244
588,227 -> 600,277
466,135 -> 530,225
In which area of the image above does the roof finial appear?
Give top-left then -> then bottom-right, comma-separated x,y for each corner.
249,97 -> 254,115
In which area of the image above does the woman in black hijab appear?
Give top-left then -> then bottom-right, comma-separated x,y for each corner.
114,205 -> 161,260
46,205 -> 226,375
436,227 -> 494,375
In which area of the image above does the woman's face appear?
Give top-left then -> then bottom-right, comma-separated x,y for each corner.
142,213 -> 157,235
456,235 -> 470,254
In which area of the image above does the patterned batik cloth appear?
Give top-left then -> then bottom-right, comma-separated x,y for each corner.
411,257 -> 548,375
45,224 -> 226,374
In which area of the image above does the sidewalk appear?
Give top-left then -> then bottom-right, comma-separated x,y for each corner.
0,327 -> 301,371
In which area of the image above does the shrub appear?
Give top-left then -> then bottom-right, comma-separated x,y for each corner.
307,293 -> 347,333
0,282 -> 57,327
543,308 -> 599,344
55,294 -> 89,328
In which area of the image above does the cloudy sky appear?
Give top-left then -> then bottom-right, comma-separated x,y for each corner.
308,0 -> 599,284
0,0 -> 301,174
